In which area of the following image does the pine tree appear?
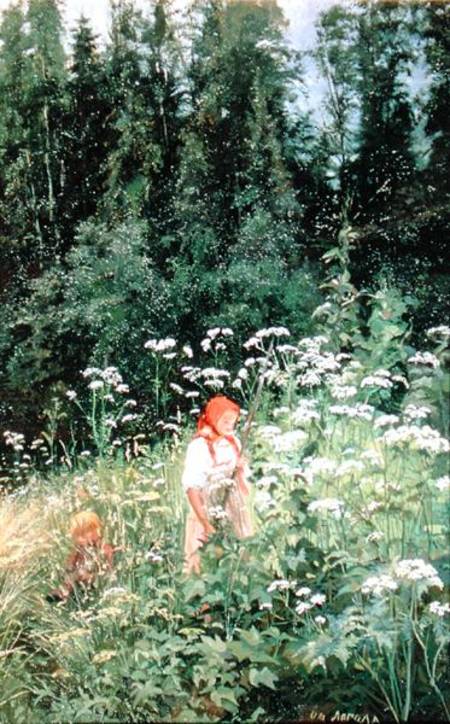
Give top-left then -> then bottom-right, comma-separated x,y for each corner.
423,1 -> 450,197
352,1 -> 417,223
60,16 -> 112,240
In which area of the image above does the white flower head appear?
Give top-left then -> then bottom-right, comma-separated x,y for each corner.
89,380 -> 104,391
116,384 -> 129,394
272,430 -> 308,453
362,574 -> 398,596
429,601 -> 450,617
436,475 -> 450,492
307,498 -> 344,519
426,325 -> 450,341
394,559 -> 443,590
374,414 -> 399,428
206,327 -> 221,339
66,390 -> 77,401
267,579 -> 290,593
295,587 -> 311,598
408,351 -> 440,369
255,326 -> 290,339
361,375 -> 393,389
259,601 -> 273,611
310,593 -> 326,606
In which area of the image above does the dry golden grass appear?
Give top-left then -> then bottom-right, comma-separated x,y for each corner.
0,498 -> 54,574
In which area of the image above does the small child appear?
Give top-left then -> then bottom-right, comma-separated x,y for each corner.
48,511 -> 115,602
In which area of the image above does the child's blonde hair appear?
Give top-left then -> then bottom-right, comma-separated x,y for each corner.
70,511 -> 102,539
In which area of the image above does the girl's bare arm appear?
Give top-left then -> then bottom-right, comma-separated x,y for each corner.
186,488 -> 215,535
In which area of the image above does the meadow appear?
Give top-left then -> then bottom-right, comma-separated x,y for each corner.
0,290 -> 449,723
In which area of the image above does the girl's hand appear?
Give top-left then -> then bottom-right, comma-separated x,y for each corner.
201,520 -> 216,541
236,454 -> 248,472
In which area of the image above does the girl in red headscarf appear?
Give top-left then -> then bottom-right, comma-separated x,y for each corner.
182,395 -> 253,574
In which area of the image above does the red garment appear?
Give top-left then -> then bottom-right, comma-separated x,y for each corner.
195,395 -> 240,461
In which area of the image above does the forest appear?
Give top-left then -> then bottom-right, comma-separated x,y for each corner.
0,1 -> 449,722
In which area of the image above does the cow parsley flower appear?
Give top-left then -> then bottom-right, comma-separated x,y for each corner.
436,475 -> 450,492
394,559 -> 443,589
408,351 -> 440,369
361,574 -> 398,596
429,601 -> 450,617
307,498 -> 344,519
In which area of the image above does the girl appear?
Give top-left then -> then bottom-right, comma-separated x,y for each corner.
182,395 -> 253,574
48,511 -> 115,601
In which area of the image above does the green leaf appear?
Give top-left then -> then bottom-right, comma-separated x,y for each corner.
249,667 -> 278,689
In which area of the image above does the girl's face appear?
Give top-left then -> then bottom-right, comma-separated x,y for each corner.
216,411 -> 238,436
73,528 -> 101,547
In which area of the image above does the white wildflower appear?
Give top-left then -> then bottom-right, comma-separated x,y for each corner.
394,559 -> 443,589
374,415 -> 399,428
121,414 -> 137,423
426,325 -> 450,340
66,390 -> 77,401
298,371 -> 322,387
295,601 -> 312,615
88,380 -> 104,391
331,384 -> 358,400
292,399 -> 320,425
403,404 -> 431,421
295,587 -> 311,597
429,601 -> 450,617
436,475 -> 450,492
256,475 -> 278,488
82,367 -> 101,378
310,594 -> 326,606
254,490 -> 276,511
255,326 -> 290,339
257,425 -> 282,438
259,602 -> 273,611
408,351 -> 440,369
329,403 -> 374,421
298,335 -> 329,349
392,374 -> 409,388
336,460 -> 365,477
307,498 -> 344,519
315,615 -> 327,625
206,327 -> 221,339
116,384 -> 129,394
182,344 -> 193,358
361,375 -> 393,389
362,574 -> 398,596
267,579 -> 291,593
272,430 -> 308,452
101,367 -> 123,386
169,383 -> 184,395
381,424 -> 449,454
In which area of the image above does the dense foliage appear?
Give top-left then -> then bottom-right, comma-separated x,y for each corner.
0,0 -> 448,442
0,293 -> 449,721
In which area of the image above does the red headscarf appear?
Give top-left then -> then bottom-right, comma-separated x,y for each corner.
195,395 -> 240,461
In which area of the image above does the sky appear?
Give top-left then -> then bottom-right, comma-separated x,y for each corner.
0,0 -> 338,49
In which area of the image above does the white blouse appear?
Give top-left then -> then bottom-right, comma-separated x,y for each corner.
182,435 -> 242,491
